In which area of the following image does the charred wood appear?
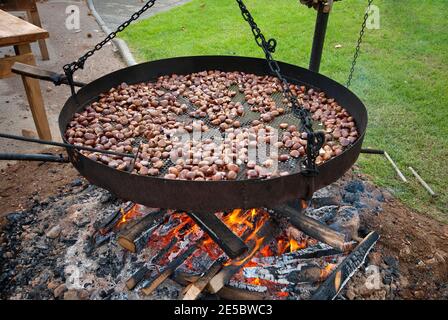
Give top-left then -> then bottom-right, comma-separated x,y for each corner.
186,211 -> 248,259
182,257 -> 225,300
207,220 -> 278,294
126,237 -> 177,290
117,210 -> 166,253
217,286 -> 267,300
141,244 -> 198,296
311,231 -> 380,300
273,205 -> 351,252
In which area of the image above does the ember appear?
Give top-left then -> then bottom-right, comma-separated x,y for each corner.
106,201 -> 377,300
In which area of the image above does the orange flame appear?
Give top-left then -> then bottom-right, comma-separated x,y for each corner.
320,263 -> 336,280
116,205 -> 142,228
249,277 -> 261,286
277,291 -> 289,298
224,237 -> 265,267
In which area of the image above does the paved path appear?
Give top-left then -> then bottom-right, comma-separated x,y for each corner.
91,0 -> 191,31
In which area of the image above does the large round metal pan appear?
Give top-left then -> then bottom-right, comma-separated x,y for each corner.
59,56 -> 367,212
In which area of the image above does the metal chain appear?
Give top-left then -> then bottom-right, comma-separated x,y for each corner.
346,0 -> 374,87
63,0 -> 157,95
235,0 -> 324,176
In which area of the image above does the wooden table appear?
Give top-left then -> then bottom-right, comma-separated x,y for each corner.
0,9 -> 52,140
0,0 -> 49,60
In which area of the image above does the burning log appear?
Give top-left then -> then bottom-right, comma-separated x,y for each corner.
273,205 -> 351,252
96,202 -> 133,235
126,237 -> 177,290
252,242 -> 340,265
207,220 -> 278,294
311,231 -> 380,300
141,244 -> 198,296
186,211 -> 248,259
217,286 -> 267,300
181,258 -> 225,300
227,280 -> 268,293
117,209 -> 166,253
242,255 -> 344,285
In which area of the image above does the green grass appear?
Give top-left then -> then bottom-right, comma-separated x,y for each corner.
121,0 -> 448,222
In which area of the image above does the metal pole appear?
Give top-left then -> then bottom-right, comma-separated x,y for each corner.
309,3 -> 330,73
0,153 -> 69,163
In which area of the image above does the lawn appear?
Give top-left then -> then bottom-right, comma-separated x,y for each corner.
121,0 -> 448,222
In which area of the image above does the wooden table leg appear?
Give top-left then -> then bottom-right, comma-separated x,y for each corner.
13,43 -> 52,140
26,7 -> 49,60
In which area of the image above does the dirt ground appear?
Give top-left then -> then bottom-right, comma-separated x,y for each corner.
1,160 -> 447,300
0,0 -> 125,162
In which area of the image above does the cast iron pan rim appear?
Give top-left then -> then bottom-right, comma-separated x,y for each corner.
59,55 -> 367,185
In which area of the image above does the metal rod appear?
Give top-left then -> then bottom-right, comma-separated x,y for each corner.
409,167 -> 436,197
360,148 -> 385,155
384,151 -> 407,183
0,133 -> 135,158
309,3 -> 330,73
0,153 -> 69,163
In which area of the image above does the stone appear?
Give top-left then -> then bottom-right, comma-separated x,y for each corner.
399,245 -> 411,257
70,178 -> 83,187
78,289 -> 91,300
305,205 -> 338,223
21,129 -> 37,139
311,187 -> 340,207
414,290 -> 425,299
63,289 -> 80,300
345,180 -> 365,193
384,256 -> 398,269
329,206 -> 360,240
46,225 -> 62,239
346,288 -> 357,300
342,192 -> 360,204
54,284 -> 67,298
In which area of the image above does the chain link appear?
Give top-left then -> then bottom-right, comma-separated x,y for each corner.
63,0 -> 157,95
346,0 -> 374,87
236,0 -> 324,175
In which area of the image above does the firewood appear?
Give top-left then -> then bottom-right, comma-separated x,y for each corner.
186,211 -> 248,259
227,280 -> 268,293
311,231 -> 380,300
252,242 -> 339,265
181,258 -> 225,300
242,254 -> 344,285
140,268 -> 172,296
173,272 -> 201,286
217,286 -> 267,300
126,237 -> 177,290
96,202 -> 133,235
207,220 -> 278,294
117,210 -> 166,253
140,244 -> 198,296
273,205 -> 351,252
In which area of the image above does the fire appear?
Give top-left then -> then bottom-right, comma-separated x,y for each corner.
115,204 -> 143,228
260,245 -> 273,257
320,263 -> 337,280
277,291 -> 289,298
249,277 -> 261,286
289,239 -> 306,252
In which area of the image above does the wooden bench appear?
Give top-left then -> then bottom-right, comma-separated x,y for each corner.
0,9 -> 52,140
0,0 -> 49,60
